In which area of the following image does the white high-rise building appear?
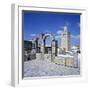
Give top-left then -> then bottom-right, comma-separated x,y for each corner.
61,25 -> 71,51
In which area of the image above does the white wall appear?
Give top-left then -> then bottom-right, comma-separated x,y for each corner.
0,0 -> 90,89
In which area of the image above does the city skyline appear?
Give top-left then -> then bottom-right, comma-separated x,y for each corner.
23,11 -> 80,46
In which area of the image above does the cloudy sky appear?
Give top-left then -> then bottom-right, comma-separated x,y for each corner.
23,11 -> 80,46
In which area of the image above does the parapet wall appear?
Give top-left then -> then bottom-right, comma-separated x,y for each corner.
54,55 -> 78,68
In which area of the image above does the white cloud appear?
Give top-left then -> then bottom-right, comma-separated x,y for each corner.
55,35 -> 61,39
57,30 -> 63,35
30,34 -> 36,37
71,35 -> 80,39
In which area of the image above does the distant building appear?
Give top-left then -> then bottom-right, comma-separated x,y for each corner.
61,25 -> 71,51
24,40 -> 36,61
24,40 -> 32,51
71,46 -> 80,53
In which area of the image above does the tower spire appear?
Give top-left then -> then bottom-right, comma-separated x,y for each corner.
64,25 -> 68,32
64,22 -> 69,32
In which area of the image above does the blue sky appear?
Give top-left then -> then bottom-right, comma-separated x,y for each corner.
23,11 -> 80,46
